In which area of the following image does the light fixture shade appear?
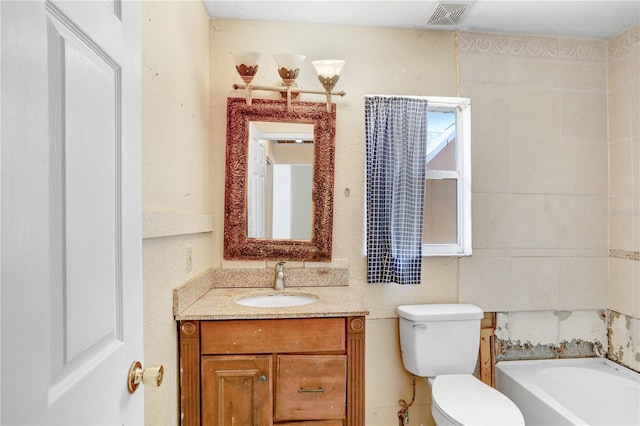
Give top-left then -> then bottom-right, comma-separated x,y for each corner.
233,51 -> 261,84
312,60 -> 345,93
312,60 -> 345,79
273,54 -> 305,87
232,51 -> 261,67
272,54 -> 306,71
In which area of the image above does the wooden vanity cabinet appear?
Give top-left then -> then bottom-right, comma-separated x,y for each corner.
179,317 -> 365,426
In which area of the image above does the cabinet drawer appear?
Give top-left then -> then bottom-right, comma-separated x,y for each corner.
201,318 -> 346,354
278,421 -> 343,426
275,355 -> 347,421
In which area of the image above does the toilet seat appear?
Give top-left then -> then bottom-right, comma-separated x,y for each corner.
431,374 -> 524,425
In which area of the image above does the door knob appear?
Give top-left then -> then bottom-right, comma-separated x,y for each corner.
127,361 -> 164,394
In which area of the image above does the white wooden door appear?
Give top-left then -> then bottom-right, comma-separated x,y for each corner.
1,0 -> 143,424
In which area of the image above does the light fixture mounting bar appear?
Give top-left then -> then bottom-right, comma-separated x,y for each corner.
232,83 -> 346,97
232,83 -> 346,112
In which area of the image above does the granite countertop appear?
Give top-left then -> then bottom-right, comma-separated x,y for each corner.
175,285 -> 369,321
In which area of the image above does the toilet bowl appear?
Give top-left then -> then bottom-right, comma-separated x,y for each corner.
397,304 -> 524,426
427,375 -> 524,426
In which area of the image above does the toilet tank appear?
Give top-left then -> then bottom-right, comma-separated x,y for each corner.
397,304 -> 484,377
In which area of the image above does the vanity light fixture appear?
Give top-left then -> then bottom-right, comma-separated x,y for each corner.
232,51 -> 346,112
232,51 -> 261,106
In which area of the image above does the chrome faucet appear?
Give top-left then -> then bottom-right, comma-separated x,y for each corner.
274,262 -> 286,290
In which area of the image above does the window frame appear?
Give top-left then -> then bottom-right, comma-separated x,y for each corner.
422,96 -> 471,257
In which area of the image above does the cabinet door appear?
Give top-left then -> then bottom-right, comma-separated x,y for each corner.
202,355 -> 273,426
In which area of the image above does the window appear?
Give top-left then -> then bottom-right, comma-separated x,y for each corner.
423,97 -> 471,256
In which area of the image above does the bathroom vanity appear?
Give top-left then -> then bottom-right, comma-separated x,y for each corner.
175,285 -> 368,426
177,92 -> 364,424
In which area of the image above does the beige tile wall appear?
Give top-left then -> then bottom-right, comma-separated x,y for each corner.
608,24 -> 640,372
608,25 -> 640,319
458,32 -> 609,313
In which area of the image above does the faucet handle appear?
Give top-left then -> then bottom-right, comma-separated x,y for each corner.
274,262 -> 286,290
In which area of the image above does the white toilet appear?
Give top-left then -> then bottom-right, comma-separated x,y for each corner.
397,304 -> 524,426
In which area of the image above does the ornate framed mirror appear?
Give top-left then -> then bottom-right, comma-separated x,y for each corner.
224,97 -> 335,261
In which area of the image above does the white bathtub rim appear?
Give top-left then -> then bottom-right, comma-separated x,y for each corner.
496,357 -> 640,383
496,357 -> 640,426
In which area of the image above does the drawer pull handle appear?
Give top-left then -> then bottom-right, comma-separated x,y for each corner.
298,387 -> 324,393
259,375 -> 267,382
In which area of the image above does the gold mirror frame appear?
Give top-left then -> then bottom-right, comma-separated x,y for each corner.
224,97 -> 335,261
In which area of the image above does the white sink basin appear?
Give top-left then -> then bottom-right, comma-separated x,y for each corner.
235,293 -> 319,308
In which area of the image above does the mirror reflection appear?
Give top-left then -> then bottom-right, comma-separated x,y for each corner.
247,121 -> 314,240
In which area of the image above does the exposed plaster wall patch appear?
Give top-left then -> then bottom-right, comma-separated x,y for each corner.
608,310 -> 640,372
495,310 -> 608,361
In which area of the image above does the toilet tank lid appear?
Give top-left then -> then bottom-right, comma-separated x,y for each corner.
397,304 -> 483,321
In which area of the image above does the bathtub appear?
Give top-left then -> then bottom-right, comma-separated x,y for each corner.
496,358 -> 640,425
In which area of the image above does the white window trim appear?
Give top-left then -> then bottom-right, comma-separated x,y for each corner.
422,97 -> 471,257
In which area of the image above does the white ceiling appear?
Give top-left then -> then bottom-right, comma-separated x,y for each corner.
203,0 -> 640,40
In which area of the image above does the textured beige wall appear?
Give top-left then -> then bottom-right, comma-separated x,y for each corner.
142,1 -> 212,424
209,19 -> 459,313
209,19 -> 457,425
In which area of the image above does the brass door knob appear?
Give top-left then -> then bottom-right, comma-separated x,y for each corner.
127,361 -> 164,394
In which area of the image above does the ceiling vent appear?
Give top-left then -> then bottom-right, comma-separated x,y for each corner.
427,2 -> 474,26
